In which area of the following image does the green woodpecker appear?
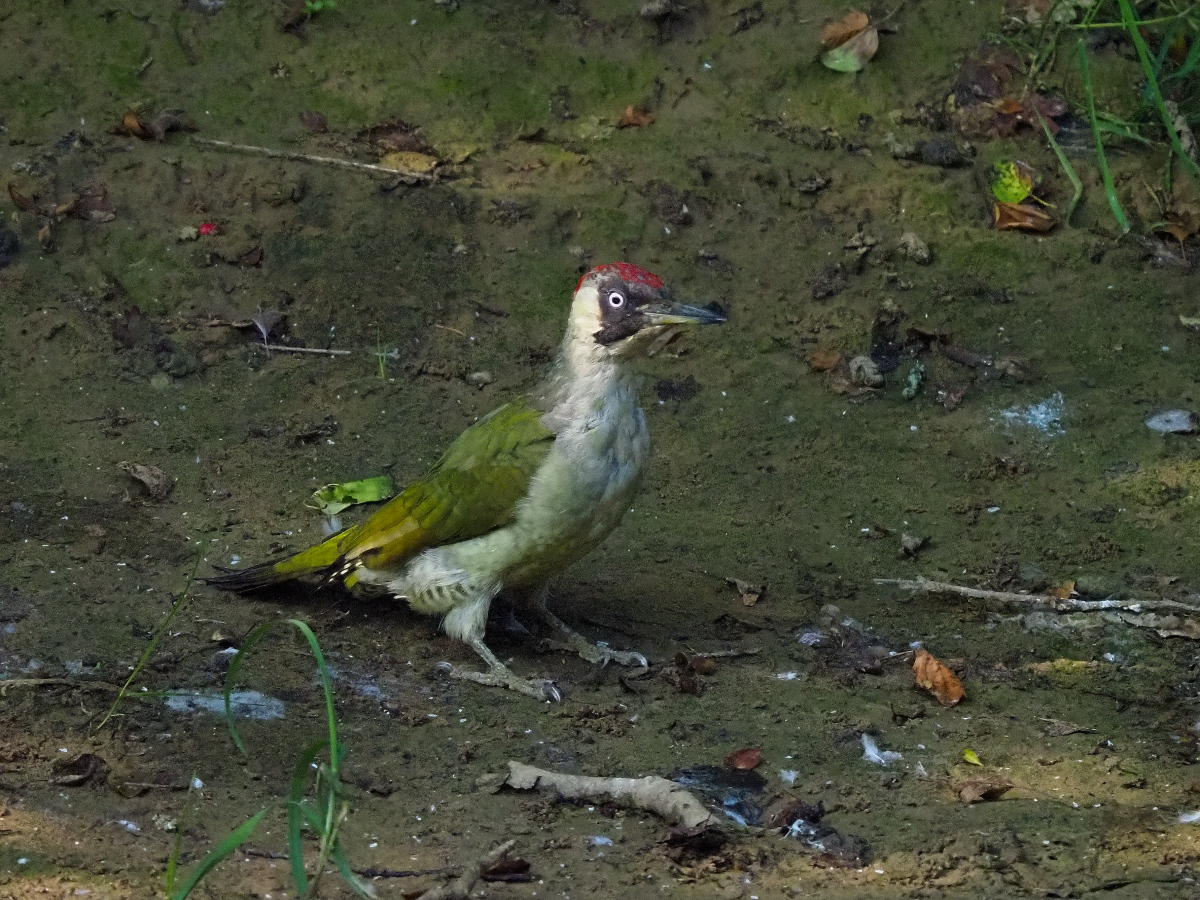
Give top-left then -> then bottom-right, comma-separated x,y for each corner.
207,263 -> 725,700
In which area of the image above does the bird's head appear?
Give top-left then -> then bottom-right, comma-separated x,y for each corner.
567,262 -> 726,360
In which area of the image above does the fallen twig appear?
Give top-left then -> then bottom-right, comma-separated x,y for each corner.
245,847 -> 454,880
502,761 -> 715,829
417,840 -> 516,900
258,343 -> 351,356
875,577 -> 1200,614
688,647 -> 761,659
191,136 -> 438,181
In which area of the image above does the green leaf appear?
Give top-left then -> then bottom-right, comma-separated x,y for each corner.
990,161 -> 1034,204
822,45 -> 865,72
307,476 -> 395,517
963,748 -> 983,766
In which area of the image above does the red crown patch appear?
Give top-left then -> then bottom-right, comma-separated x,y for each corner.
577,262 -> 664,292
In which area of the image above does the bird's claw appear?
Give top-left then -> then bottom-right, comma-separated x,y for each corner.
578,642 -> 649,668
437,661 -> 562,702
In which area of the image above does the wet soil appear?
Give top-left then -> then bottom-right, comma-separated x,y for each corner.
3,1 -> 1200,898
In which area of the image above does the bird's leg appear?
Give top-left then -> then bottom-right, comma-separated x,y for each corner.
531,591 -> 648,668
438,638 -> 562,703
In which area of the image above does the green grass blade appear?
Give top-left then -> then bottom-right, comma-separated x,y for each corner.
1118,0 -> 1200,186
1150,19 -> 1181,85
98,552 -> 203,730
170,808 -> 268,900
1095,117 -> 1156,145
222,620 -> 278,754
332,840 -> 377,899
1078,38 -> 1130,232
1038,110 -> 1084,225
286,618 -> 340,779
165,826 -> 183,896
287,739 -> 328,895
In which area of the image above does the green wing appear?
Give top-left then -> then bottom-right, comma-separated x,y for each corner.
335,398 -> 555,573
206,399 -> 555,592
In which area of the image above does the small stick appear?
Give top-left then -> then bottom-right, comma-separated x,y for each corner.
417,840 -> 516,900
191,136 -> 436,181
504,762 -> 715,829
259,343 -> 351,356
687,648 -> 761,659
875,577 -> 1200,613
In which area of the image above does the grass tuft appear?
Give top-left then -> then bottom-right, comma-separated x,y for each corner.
1078,38 -> 1130,233
169,618 -> 372,899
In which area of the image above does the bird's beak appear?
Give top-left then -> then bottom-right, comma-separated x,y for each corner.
642,301 -> 728,327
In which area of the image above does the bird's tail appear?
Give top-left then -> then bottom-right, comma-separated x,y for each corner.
205,531 -> 347,593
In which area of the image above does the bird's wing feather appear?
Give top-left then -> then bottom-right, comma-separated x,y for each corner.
336,398 -> 555,573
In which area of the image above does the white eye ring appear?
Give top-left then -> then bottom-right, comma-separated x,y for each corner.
607,291 -> 625,308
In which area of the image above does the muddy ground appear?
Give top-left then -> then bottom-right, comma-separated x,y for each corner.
3,0 -> 1200,897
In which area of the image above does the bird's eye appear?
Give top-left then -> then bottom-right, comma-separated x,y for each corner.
606,291 -> 625,309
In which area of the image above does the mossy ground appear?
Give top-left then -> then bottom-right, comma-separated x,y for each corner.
2,1 -> 1200,898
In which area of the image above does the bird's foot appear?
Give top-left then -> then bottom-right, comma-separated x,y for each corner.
436,661 -> 562,703
572,640 -> 649,668
533,606 -> 648,668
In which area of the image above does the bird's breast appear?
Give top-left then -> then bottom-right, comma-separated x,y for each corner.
496,385 -> 649,582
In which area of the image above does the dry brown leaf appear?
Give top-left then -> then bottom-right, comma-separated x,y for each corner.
821,10 -> 869,49
1050,580 -> 1075,600
359,119 -> 430,153
111,110 -> 155,140
673,651 -> 717,676
912,648 -> 965,707
235,246 -> 264,268
7,182 -> 37,213
994,201 -> 1056,233
726,576 -> 764,606
70,183 -> 115,224
724,747 -> 762,770
1154,213 -> 1196,243
809,347 -> 843,372
618,105 -> 655,128
482,854 -> 533,883
957,778 -> 1013,804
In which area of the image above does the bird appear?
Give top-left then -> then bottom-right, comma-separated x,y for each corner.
207,262 -> 725,700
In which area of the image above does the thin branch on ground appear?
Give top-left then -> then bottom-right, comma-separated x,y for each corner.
191,136 -> 437,181
416,840 -> 516,900
503,762 -> 715,828
687,647 -> 761,659
258,343 -> 352,356
874,577 -> 1199,613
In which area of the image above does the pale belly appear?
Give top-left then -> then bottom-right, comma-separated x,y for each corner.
381,398 -> 650,623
